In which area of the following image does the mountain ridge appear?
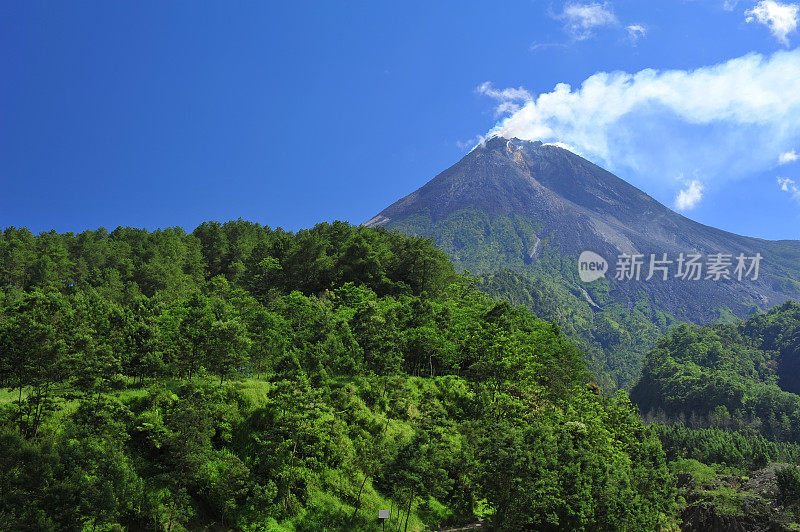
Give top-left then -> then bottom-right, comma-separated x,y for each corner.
366,135 -> 800,317
369,136 -> 796,252
365,135 -> 800,387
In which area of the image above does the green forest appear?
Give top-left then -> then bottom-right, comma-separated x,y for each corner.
384,207 -> 800,528
385,207 -> 679,391
3,220 -> 800,530
0,221 -> 676,531
631,301 -> 800,527
632,301 -> 800,441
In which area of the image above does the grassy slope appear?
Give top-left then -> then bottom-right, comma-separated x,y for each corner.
0,376 -> 446,531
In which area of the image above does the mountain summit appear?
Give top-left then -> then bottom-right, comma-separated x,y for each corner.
366,136 -> 800,386
368,137 -> 660,234
369,136 -> 788,261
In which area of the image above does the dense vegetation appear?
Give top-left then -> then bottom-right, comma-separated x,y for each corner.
632,302 -> 800,442
386,207 -> 679,390
652,423 -> 800,470
0,221 -> 678,531
630,302 -> 800,527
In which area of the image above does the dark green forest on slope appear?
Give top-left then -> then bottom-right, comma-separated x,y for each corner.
0,221 -> 678,531
630,302 -> 800,528
632,301 -> 800,442
382,206 -> 800,528
385,208 -> 679,391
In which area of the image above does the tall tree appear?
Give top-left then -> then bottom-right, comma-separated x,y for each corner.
207,319 -> 251,384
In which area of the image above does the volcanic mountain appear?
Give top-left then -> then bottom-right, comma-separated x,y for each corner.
365,136 -> 800,387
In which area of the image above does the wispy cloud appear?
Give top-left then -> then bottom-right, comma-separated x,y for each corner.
475,82 -> 532,117
625,24 -> 647,44
529,41 -> 570,52
778,177 -> 800,200
535,2 -> 643,49
479,49 -> 800,201
542,141 -> 581,153
456,134 -> 487,151
675,180 -> 705,210
779,149 -> 799,164
559,2 -> 618,41
745,0 -> 800,46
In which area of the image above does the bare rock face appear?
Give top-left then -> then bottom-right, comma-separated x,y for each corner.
680,503 -> 789,532
367,136 -> 800,324
679,464 -> 797,532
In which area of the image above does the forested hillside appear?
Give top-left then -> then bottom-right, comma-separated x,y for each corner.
369,138 -> 800,391
631,302 -> 800,528
386,208 -> 678,391
632,301 -> 800,441
0,221 -> 678,531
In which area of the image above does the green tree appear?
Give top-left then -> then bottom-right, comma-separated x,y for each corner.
207,318 -> 251,384
2,290 -> 73,436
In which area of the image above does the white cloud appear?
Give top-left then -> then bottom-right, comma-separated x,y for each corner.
745,1 -> 800,46
724,0 -> 740,10
675,180 -> 705,210
542,141 -> 580,153
625,24 -> 647,44
476,82 -> 532,117
779,149 -> 799,164
530,41 -> 569,52
456,134 -> 487,151
480,49 -> 800,202
778,177 -> 800,199
560,2 -> 618,41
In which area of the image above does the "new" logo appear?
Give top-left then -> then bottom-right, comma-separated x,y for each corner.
578,251 -> 608,283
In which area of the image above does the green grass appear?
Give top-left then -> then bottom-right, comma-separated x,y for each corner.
0,376 -> 441,531
0,387 -> 24,404
0,375 -> 245,415
670,458 -> 720,484
110,387 -> 151,402
233,377 -> 272,407
701,485 -> 745,515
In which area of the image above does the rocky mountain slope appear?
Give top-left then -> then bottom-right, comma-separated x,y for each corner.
366,136 -> 800,386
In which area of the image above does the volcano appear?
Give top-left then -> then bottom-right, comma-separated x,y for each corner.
365,136 -> 800,386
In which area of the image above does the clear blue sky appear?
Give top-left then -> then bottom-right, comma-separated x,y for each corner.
3,1 -> 800,239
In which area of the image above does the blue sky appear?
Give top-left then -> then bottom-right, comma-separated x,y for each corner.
2,1 -> 800,239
